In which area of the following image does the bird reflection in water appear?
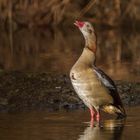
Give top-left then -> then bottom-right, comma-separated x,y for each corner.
78,119 -> 125,140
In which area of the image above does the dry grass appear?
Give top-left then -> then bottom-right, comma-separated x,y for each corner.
0,0 -> 140,27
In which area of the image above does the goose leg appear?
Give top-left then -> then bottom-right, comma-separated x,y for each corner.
90,107 -> 95,126
90,107 -> 95,118
96,110 -> 100,122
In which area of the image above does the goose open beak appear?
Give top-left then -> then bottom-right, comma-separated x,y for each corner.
74,20 -> 84,28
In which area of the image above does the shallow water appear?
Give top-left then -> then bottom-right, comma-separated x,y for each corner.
0,106 -> 139,140
0,27 -> 140,81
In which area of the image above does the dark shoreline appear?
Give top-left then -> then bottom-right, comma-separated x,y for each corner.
0,71 -> 139,112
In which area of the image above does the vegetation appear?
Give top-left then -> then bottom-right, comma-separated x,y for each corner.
0,0 -> 140,27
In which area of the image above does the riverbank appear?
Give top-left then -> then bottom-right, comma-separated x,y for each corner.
0,71 -> 139,112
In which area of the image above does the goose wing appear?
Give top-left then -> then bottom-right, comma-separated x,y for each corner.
93,66 -> 123,107
93,66 -> 126,116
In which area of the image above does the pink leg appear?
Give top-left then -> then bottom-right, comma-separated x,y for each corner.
89,107 -> 95,127
96,111 -> 100,122
90,107 -> 95,118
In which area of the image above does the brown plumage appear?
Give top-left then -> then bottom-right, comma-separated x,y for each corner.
70,21 -> 126,122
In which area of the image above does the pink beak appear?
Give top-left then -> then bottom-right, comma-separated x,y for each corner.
74,20 -> 84,28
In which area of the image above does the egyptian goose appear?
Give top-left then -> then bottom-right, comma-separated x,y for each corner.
70,21 -> 126,123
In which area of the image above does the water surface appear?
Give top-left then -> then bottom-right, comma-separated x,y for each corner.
0,27 -> 139,81
0,106 -> 139,140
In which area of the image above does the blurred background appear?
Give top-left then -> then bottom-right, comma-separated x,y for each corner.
0,2 -> 140,139
0,0 -> 140,81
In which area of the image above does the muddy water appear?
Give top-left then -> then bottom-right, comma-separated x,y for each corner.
0,28 -> 140,81
0,106 -> 139,140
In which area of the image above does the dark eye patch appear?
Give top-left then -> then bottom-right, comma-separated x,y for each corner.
88,29 -> 93,34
